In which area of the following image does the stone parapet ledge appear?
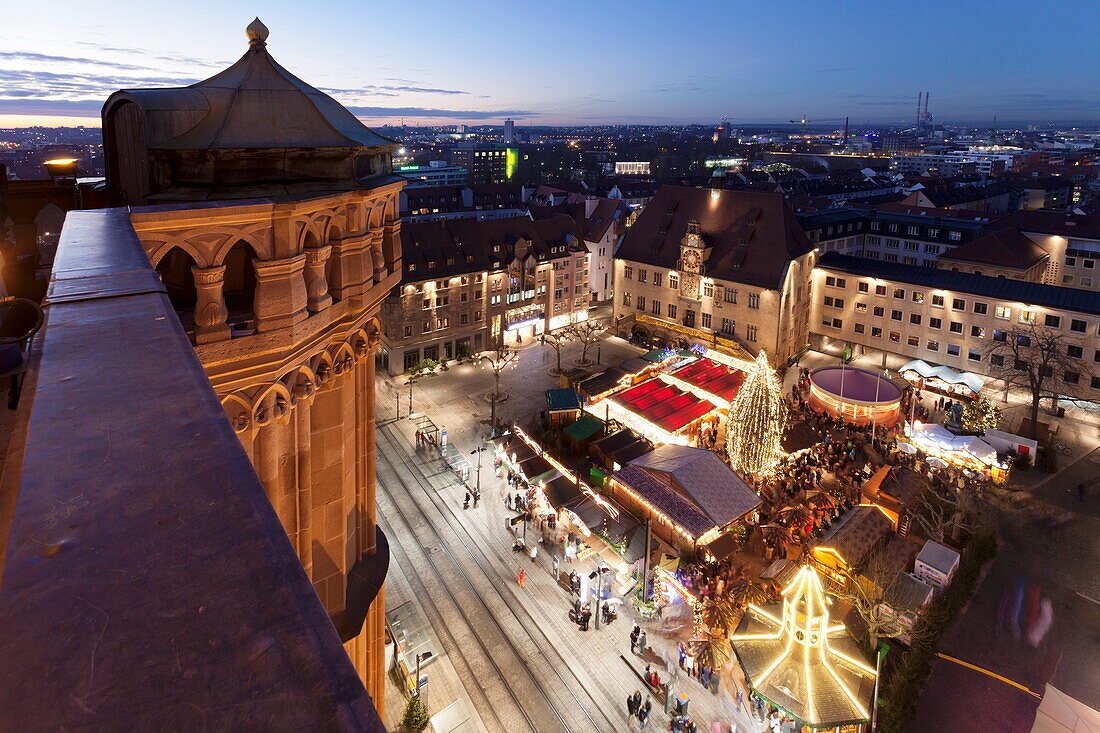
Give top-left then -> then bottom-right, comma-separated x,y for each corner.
0,209 -> 385,732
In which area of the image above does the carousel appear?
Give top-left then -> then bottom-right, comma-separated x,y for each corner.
807,367 -> 903,426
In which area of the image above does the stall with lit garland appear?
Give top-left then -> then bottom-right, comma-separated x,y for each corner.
898,359 -> 985,401
903,421 -> 1010,483
585,377 -> 722,447
731,564 -> 878,731
808,366 -> 903,427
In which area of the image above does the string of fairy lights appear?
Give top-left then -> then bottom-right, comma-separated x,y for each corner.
725,350 -> 787,478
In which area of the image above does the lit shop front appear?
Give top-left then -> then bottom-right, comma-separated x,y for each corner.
808,367 -> 903,426
504,305 -> 544,343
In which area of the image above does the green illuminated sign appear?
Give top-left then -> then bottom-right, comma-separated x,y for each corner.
506,148 -> 518,179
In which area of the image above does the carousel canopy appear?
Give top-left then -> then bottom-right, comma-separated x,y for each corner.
612,378 -> 717,434
899,360 -> 985,395
810,367 -> 902,405
731,565 -> 877,728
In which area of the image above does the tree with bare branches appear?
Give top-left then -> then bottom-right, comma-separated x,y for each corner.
983,322 -> 1093,437
568,318 -> 605,366
480,344 -> 518,432
540,330 -> 573,376
821,546 -> 934,648
909,478 -> 976,545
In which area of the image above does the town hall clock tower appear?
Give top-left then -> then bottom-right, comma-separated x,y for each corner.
679,219 -> 707,300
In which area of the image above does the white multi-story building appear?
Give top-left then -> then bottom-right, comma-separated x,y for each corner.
397,160 -> 469,188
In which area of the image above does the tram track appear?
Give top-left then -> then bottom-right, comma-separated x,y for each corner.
375,420 -> 619,732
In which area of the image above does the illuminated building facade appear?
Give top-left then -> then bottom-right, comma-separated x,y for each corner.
811,251 -> 1100,399
379,214 -> 589,373
614,187 -> 817,366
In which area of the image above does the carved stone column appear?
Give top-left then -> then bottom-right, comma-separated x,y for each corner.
293,380 -> 314,578
359,333 -> 379,556
303,244 -> 333,313
382,220 -> 402,276
329,236 -> 369,304
368,229 -> 385,284
190,265 -> 231,344
253,254 -> 308,332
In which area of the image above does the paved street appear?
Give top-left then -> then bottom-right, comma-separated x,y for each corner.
377,333 -> 766,732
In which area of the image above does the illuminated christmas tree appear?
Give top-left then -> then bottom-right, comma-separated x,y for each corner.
726,350 -> 787,477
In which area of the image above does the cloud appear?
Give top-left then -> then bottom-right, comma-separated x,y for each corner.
75,41 -> 230,67
346,106 -> 537,120
0,51 -> 150,71
0,68 -> 198,102
322,84 -> 472,96
0,99 -> 103,116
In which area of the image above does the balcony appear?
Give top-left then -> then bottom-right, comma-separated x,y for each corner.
0,210 -> 385,731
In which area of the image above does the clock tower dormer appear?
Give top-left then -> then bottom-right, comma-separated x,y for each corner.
679,219 -> 707,300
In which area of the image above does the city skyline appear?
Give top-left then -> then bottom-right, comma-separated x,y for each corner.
2,0 -> 1097,129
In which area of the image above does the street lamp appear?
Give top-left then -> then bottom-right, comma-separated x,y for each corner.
471,445 -> 488,497
590,565 -> 612,630
414,651 -> 433,697
408,377 -> 417,416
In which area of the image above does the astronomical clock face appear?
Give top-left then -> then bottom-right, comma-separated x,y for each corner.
682,248 -> 700,272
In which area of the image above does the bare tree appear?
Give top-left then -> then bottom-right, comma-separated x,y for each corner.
540,330 -> 573,376
984,323 -> 1093,437
823,546 -> 933,648
568,318 -> 605,366
909,478 -> 976,545
480,344 -> 518,432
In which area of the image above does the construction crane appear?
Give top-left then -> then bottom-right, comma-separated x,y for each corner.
789,116 -> 850,144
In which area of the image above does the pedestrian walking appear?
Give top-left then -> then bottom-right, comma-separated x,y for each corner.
627,693 -> 638,716
637,629 -> 648,656
630,625 -> 640,653
517,568 -> 527,587
528,543 -> 538,562
552,556 -> 560,580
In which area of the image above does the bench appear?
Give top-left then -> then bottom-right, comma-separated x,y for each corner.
620,653 -> 668,705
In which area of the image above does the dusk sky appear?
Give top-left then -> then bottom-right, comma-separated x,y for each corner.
2,0 -> 1097,128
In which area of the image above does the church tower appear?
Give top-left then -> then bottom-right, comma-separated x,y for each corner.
102,19 -> 402,714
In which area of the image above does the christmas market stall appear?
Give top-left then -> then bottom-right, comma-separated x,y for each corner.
605,444 -> 760,558
586,377 -> 722,446
905,422 -> 1009,481
808,366 -> 903,426
731,564 -> 878,731
659,356 -> 746,408
898,359 -> 985,400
